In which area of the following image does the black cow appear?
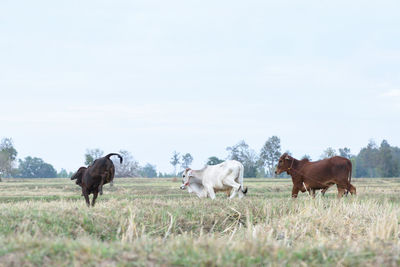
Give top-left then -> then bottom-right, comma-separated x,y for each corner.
71,153 -> 123,206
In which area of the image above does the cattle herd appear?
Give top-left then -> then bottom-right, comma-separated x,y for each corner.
71,152 -> 356,206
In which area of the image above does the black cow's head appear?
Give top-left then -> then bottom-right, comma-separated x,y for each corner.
71,167 -> 87,185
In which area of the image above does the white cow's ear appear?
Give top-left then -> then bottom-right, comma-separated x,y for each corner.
188,170 -> 194,177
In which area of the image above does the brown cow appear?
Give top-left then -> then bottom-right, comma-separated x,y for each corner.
275,153 -> 356,198
71,153 -> 122,207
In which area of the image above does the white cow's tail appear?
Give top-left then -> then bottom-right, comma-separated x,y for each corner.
239,164 -> 248,195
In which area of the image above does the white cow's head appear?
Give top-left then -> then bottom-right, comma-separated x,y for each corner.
180,168 -> 194,190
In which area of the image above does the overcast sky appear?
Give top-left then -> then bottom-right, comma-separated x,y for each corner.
1,0 -> 400,173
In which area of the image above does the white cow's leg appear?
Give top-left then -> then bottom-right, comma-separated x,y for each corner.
205,185 -> 216,199
238,187 -> 244,199
224,180 -> 241,199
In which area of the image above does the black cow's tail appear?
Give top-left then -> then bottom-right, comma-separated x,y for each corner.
105,153 -> 123,163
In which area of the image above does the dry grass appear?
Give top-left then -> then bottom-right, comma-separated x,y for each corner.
1,178 -> 400,266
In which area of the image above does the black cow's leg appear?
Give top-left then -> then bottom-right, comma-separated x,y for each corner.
98,175 -> 106,195
91,190 -> 98,207
82,188 -> 90,207
312,189 -> 316,198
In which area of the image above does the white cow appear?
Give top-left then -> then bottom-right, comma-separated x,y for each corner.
180,160 -> 248,199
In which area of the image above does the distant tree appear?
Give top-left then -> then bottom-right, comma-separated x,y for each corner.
206,156 -> 224,166
0,138 -> 18,179
57,168 -> 69,178
321,147 -> 337,159
84,148 -> 104,165
378,140 -> 399,177
181,153 -> 193,169
259,136 -> 281,177
339,147 -> 352,159
170,151 -> 180,176
301,155 -> 312,161
284,150 -> 292,156
158,172 -> 174,178
355,140 -> 379,177
112,150 -> 140,177
140,163 -> 157,178
17,156 -> 57,178
227,140 -> 258,178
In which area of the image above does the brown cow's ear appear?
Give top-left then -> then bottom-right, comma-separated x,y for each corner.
285,156 -> 290,160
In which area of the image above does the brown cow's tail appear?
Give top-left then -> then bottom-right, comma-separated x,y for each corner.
348,162 -> 352,184
346,161 -> 353,194
105,153 -> 123,163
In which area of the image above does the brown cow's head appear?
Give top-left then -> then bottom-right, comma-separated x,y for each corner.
275,153 -> 292,175
180,168 -> 193,190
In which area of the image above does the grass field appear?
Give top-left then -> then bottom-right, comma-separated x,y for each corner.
1,178 -> 400,266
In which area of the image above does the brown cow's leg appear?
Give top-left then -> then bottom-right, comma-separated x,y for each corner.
337,187 -> 345,198
349,184 -> 356,195
82,188 -> 90,207
91,190 -> 98,207
321,188 -> 327,196
311,189 -> 316,198
292,186 -> 300,198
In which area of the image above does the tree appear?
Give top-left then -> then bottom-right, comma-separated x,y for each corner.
140,163 -> 157,178
57,168 -> 69,178
112,150 -> 140,177
170,151 -> 180,176
321,147 -> 337,159
259,136 -> 281,177
378,140 -> 399,177
84,148 -> 104,165
301,155 -> 312,161
226,141 -> 259,178
17,156 -> 57,178
181,153 -> 193,169
355,140 -> 379,177
0,138 -> 18,179
339,147 -> 352,159
206,156 -> 224,166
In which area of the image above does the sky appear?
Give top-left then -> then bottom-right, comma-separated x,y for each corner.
1,0 -> 400,174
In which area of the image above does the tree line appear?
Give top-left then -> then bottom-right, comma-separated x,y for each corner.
168,137 -> 400,178
1,137 -> 399,179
